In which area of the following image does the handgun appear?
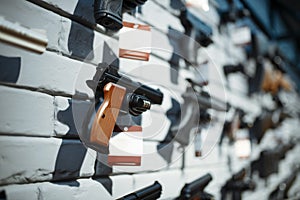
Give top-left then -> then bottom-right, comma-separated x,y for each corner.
251,149 -> 280,180
223,63 -> 245,78
94,0 -> 148,31
251,142 -> 295,182
157,90 -> 213,162
249,108 -> 290,144
180,9 -> 213,48
168,81 -> 226,147
83,62 -> 163,153
221,168 -> 256,200
219,107 -> 251,147
117,181 -> 162,200
179,9 -> 213,66
194,110 -> 212,157
269,164 -> 300,200
277,141 -> 295,160
216,0 -> 249,28
176,173 -> 214,200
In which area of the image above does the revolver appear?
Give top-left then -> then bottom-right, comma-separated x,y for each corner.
83,62 -> 163,153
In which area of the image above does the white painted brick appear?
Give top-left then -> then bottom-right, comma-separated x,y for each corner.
122,14 -> 177,61
0,175 -> 137,200
110,175 -> 134,199
183,167 -> 231,200
0,0 -> 118,65
53,96 -> 172,141
0,178 -> 113,200
32,0 -> 95,25
243,145 -> 300,200
182,118 -> 227,166
132,169 -> 184,199
0,1 -> 298,199
0,41 -> 183,99
0,136 -> 96,185
60,14 -> 119,64
0,86 -> 54,136
152,1 -> 220,28
0,0 -> 62,51
112,141 -> 182,173
141,1 -> 184,33
54,97 -> 92,137
0,43 -> 95,97
0,183 -> 40,200
33,0 -> 184,33
122,55 -> 189,93
0,27 -> 188,100
142,110 -> 171,141
132,167 -> 230,199
227,91 -> 261,115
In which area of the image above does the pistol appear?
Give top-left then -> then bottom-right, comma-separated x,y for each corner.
117,181 -> 162,200
253,141 -> 295,170
176,173 -> 214,200
223,63 -> 245,78
251,149 -> 280,180
221,168 -> 256,200
216,0 -> 248,28
277,141 -> 295,160
180,9 -> 213,48
219,108 -> 251,148
169,81 -> 226,147
249,107 -> 291,144
269,164 -> 300,200
94,0 -> 148,31
179,9 -> 213,66
165,79 -> 226,147
83,62 -> 163,152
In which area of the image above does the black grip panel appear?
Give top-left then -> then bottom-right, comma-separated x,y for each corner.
94,0 -> 148,31
122,0 -> 147,13
94,0 -> 123,31
118,181 -> 162,200
177,173 -> 213,200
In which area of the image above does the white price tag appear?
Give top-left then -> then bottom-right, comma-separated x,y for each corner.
232,26 -> 251,46
108,126 -> 143,166
119,22 -> 151,61
186,0 -> 210,11
234,138 -> 251,159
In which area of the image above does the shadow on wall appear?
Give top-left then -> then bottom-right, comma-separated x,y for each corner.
57,98 -> 91,138
52,139 -> 87,181
0,55 -> 21,84
57,0 -> 137,194
67,0 -> 95,60
57,39 -> 120,137
93,176 -> 113,195
103,41 -> 119,68
167,26 -> 182,84
157,98 -> 181,163
0,190 -> 6,200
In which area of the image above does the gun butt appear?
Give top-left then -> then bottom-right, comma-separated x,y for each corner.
90,83 -> 126,146
94,0 -> 123,31
118,181 -> 162,200
178,173 -> 213,199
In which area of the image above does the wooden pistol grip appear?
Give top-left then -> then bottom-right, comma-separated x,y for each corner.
91,83 -> 126,147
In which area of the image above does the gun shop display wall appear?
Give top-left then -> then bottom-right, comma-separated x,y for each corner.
0,0 -> 300,199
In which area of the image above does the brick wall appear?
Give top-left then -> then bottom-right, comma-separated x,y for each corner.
0,0 -> 299,199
